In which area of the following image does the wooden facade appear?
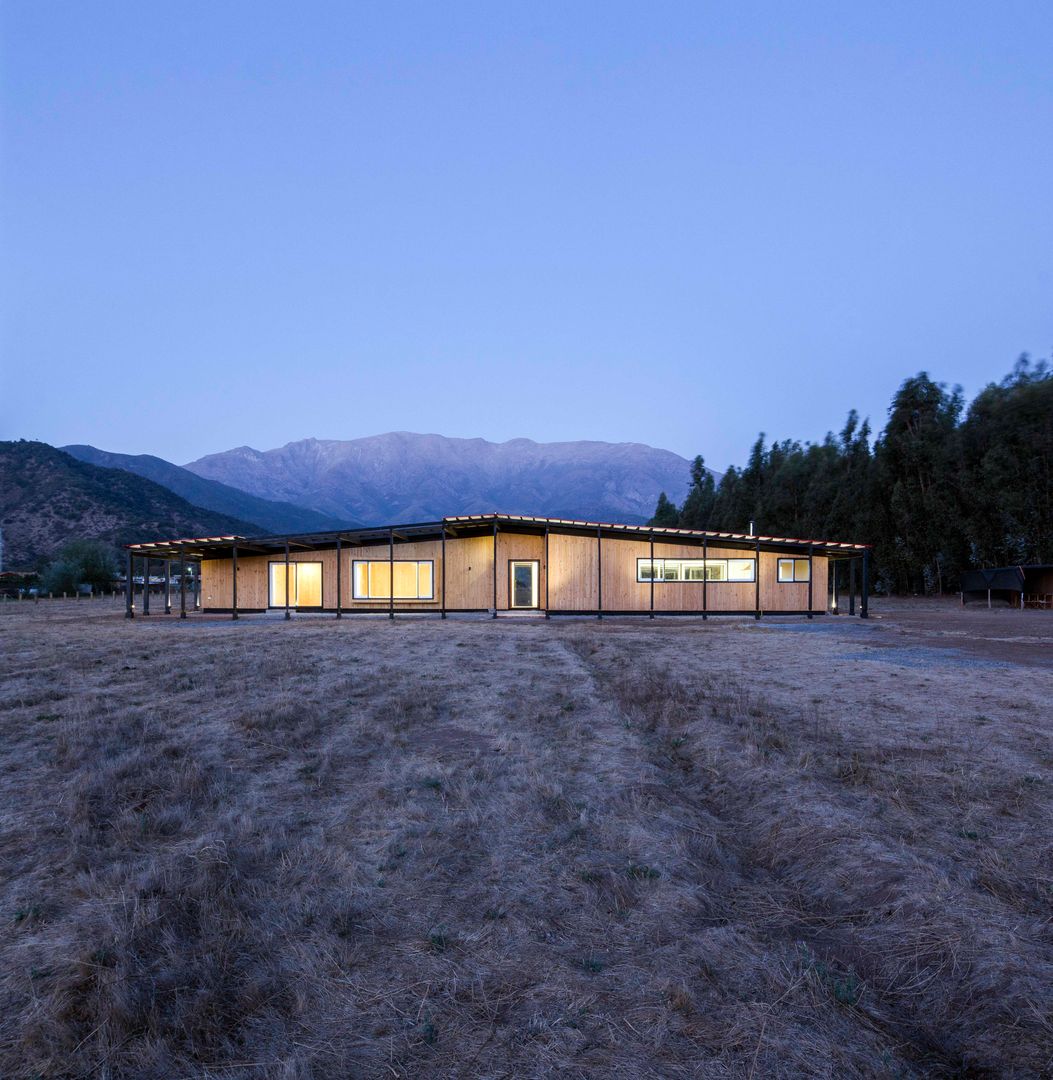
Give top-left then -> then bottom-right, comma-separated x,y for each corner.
127,513 -> 868,619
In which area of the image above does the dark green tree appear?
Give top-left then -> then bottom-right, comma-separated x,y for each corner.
649,491 -> 681,527
679,455 -> 716,529
41,539 -> 118,595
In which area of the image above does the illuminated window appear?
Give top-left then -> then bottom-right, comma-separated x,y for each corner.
352,560 -> 434,600
777,558 -> 810,583
269,562 -> 323,607
636,558 -> 754,583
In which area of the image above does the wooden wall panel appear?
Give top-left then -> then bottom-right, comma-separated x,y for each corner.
201,531 -> 834,614
496,532 -> 545,609
442,534 -> 493,610
548,533 -> 599,610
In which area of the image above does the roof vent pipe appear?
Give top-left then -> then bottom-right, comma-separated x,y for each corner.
748,520 -> 755,537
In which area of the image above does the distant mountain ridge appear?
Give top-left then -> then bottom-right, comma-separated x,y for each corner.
62,445 -> 355,534
0,441 -> 258,569
184,432 -> 705,525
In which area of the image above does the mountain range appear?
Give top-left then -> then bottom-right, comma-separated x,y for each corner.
0,441 -> 258,569
183,432 -> 699,525
3,433 -> 703,569
62,445 -> 354,534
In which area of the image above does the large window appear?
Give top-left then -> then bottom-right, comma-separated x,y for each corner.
777,558 -> 811,583
269,561 -> 323,607
637,558 -> 755,583
352,560 -> 434,600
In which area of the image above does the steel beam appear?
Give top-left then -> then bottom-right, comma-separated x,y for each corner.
492,520 -> 497,618
336,536 -> 342,618
231,543 -> 238,620
861,549 -> 870,618
389,527 -> 395,620
179,544 -> 187,618
126,551 -> 134,618
284,540 -> 291,620
440,525 -> 446,619
596,524 -> 602,620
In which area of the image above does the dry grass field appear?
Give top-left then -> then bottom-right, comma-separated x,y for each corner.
1,599 -> 1051,1078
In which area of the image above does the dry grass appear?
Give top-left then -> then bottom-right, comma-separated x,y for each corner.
1,599 -> 1051,1078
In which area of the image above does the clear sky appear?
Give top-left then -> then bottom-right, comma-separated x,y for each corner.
2,1 -> 1051,471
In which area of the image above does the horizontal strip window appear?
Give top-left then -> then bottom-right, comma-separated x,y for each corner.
352,560 -> 434,600
777,558 -> 811,583
637,558 -> 755,583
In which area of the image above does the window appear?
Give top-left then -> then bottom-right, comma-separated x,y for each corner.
637,558 -> 755,583
777,558 -> 811,583
352,560 -> 434,600
269,562 -> 323,607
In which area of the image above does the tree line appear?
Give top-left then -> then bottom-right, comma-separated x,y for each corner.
650,357 -> 1053,594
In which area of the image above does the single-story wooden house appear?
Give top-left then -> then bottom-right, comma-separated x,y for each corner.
960,565 -> 1053,609
124,513 -> 871,619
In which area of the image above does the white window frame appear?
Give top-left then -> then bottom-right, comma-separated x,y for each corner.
352,559 -> 435,600
637,557 -> 755,583
777,557 -> 811,583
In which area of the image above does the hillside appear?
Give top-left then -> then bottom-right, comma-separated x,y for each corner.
62,444 -> 356,534
185,432 -> 704,524
0,441 -> 259,569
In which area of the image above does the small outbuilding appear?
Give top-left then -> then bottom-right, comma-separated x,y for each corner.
960,565 -> 1053,609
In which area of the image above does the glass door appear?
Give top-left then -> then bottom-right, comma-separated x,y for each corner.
509,560 -> 540,609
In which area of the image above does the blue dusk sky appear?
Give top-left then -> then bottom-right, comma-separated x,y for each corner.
2,1 -> 1051,470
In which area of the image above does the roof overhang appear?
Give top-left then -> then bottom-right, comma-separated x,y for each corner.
126,512 -> 871,561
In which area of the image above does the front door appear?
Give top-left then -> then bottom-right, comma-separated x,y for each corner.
509,560 -> 540,609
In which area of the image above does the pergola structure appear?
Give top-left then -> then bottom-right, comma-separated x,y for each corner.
124,513 -> 871,620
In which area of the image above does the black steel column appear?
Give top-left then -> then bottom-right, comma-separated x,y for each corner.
164,560 -> 172,614
194,562 -> 200,610
336,537 -> 342,619
126,550 -> 134,618
179,544 -> 187,619
849,559 -> 856,616
861,549 -> 870,618
284,540 -> 291,620
596,524 -> 602,620
440,525 -> 446,619
831,559 -> 838,614
702,536 -> 708,620
389,527 -> 395,620
649,532 -> 655,619
231,544 -> 238,620
754,538 -> 761,619
143,557 -> 150,615
812,544 -> 820,622
544,524 -> 550,622
492,521 -> 498,618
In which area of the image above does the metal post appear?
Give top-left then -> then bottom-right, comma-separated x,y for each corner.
849,559 -> 856,616
143,558 -> 150,616
284,540 -> 291,620
126,550 -> 134,618
754,538 -> 761,619
832,559 -> 838,614
179,544 -> 187,618
194,562 -> 200,610
492,520 -> 497,618
164,560 -> 172,614
702,535 -> 708,620
440,525 -> 446,619
544,527 -> 550,622
596,524 -> 602,620
388,527 -> 395,619
336,536 -> 342,618
861,549 -> 870,619
649,532 -> 655,619
231,544 -> 238,620
812,544 -> 820,622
